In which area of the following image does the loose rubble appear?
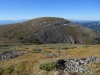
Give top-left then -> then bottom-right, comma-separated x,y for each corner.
56,56 -> 100,74
0,50 -> 24,60
45,53 -> 60,58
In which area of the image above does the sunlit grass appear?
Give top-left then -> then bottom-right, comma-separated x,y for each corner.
0,44 -> 100,75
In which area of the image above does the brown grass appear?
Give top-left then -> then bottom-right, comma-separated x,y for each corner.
0,44 -> 100,75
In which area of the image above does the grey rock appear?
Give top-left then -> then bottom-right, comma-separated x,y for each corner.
56,56 -> 100,74
0,50 -> 24,60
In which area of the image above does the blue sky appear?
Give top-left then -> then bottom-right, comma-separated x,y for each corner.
0,0 -> 100,20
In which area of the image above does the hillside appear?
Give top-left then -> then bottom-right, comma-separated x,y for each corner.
75,21 -> 100,32
0,17 -> 100,45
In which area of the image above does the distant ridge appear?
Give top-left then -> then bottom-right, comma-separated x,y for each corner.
74,21 -> 100,32
0,20 -> 28,25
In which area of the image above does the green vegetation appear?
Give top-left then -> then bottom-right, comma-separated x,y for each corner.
43,50 -> 51,54
0,46 -> 10,52
30,39 -> 43,44
39,61 -> 58,71
0,66 -> 14,75
85,39 -> 91,44
49,47 -> 56,49
32,48 -> 41,53
82,45 -> 90,48
60,46 -> 77,50
0,45 -> 10,47
56,50 -> 61,53
17,36 -> 24,40
0,61 -> 34,75
0,44 -> 100,75
85,62 -> 100,75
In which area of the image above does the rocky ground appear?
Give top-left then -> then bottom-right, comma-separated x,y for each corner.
0,44 -> 100,75
0,50 -> 24,60
55,56 -> 100,75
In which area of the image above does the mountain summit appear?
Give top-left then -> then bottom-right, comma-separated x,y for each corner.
0,17 -> 100,45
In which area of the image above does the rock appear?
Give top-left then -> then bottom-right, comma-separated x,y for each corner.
53,53 -> 60,57
53,70 -> 63,75
0,50 -> 24,60
45,53 -> 60,58
56,56 -> 100,74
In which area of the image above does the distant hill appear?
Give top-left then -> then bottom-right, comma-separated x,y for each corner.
0,20 -> 28,25
74,21 -> 100,32
0,17 -> 100,45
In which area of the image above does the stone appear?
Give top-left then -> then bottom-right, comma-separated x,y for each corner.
0,50 -> 24,60
56,56 -> 100,74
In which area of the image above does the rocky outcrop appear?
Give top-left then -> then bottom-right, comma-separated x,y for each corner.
0,50 -> 23,60
56,56 -> 100,74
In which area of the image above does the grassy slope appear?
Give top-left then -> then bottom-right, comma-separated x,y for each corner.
0,44 -> 100,75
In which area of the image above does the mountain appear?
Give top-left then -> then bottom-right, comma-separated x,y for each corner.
0,17 -> 100,45
0,20 -> 28,25
74,21 -> 100,32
